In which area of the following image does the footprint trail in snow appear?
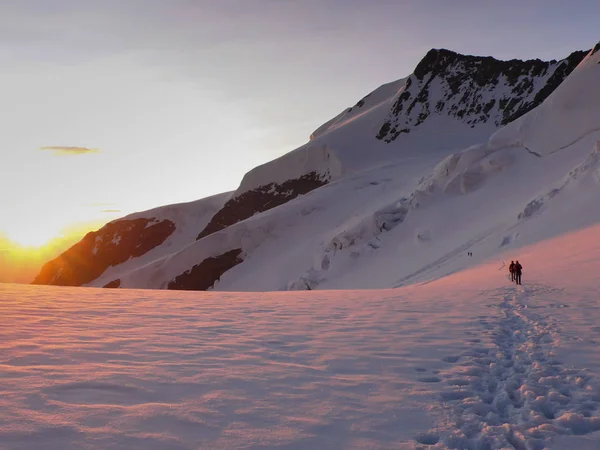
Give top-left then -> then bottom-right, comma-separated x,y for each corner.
419,284 -> 600,449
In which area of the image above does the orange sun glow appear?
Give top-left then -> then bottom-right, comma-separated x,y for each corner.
4,227 -> 61,249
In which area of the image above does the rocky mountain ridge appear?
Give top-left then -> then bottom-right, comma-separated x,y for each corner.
376,48 -> 588,142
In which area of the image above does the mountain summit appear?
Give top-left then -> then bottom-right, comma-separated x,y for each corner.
376,48 -> 588,142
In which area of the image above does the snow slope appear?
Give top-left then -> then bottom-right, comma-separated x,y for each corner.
6,224 -> 600,448
89,192 -> 232,288
490,46 -> 600,156
309,77 -> 408,141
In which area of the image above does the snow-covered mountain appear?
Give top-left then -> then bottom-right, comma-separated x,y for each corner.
33,42 -> 600,292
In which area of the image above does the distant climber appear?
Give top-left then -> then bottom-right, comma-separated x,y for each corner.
514,260 -> 523,285
509,261 -> 515,282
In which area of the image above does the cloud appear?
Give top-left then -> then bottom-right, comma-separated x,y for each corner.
40,146 -> 100,155
100,209 -> 121,213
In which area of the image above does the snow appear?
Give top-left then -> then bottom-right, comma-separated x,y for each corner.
5,224 -> 600,448
490,46 -> 600,156
235,142 -> 344,195
116,191 -> 232,226
309,77 -> 408,141
90,191 -> 232,288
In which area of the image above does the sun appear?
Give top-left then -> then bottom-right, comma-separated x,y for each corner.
4,226 -> 61,249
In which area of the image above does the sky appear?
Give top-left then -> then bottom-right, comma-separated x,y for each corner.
0,0 -> 598,254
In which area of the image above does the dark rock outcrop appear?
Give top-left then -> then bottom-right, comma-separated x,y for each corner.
502,50 -> 588,124
347,92 -> 372,113
377,48 -> 588,143
197,171 -> 328,240
167,248 -> 243,291
33,218 -> 175,286
103,279 -> 121,288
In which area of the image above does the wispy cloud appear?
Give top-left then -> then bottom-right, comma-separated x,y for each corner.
40,146 -> 100,155
101,209 -> 121,213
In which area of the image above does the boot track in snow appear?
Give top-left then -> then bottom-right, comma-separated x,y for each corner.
416,284 -> 600,449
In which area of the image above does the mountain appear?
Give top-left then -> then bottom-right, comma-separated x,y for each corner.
33,42 -> 600,291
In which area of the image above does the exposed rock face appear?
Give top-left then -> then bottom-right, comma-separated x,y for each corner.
167,249 -> 244,291
377,49 -> 588,143
197,172 -> 328,240
32,218 -> 175,286
103,279 -> 121,288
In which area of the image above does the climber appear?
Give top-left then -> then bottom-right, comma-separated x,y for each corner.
514,260 -> 523,285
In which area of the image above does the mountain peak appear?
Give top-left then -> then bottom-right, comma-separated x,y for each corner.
376,48 -> 589,143
412,48 -> 460,80
413,48 -> 555,84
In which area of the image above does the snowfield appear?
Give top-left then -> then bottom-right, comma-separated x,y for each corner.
4,224 -> 600,449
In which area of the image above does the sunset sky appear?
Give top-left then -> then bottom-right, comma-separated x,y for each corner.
1,0 -> 598,254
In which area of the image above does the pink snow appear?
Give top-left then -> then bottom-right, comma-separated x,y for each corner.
3,224 -> 600,448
